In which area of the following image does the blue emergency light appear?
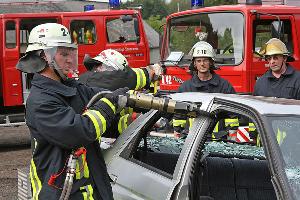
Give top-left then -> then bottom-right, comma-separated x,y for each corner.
191,0 -> 204,8
109,0 -> 121,8
84,5 -> 95,12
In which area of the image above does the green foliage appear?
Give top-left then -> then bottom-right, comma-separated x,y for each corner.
121,0 -> 168,19
145,15 -> 166,34
170,27 -> 198,54
166,0 -> 190,13
205,0 -> 237,7
121,0 -> 239,55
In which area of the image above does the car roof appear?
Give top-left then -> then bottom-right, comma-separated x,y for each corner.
169,92 -> 300,116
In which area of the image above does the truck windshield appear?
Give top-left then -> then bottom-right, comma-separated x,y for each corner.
166,12 -> 244,65
268,116 -> 300,197
106,15 -> 140,43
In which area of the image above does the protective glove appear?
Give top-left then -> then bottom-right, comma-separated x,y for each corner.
146,63 -> 163,81
103,87 -> 129,113
89,87 -> 129,125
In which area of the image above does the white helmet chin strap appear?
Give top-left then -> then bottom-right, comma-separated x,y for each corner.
49,59 -> 68,81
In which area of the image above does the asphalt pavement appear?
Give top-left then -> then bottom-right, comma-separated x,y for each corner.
0,125 -> 31,199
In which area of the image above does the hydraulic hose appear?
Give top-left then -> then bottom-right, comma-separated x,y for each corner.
59,154 -> 77,200
62,157 -> 77,200
86,91 -> 112,109
59,155 -> 73,200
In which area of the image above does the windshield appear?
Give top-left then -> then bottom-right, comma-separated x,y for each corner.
106,16 -> 140,43
165,12 -> 244,65
268,116 -> 300,197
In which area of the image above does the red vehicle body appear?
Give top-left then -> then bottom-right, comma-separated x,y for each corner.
0,9 -> 149,113
160,3 -> 300,93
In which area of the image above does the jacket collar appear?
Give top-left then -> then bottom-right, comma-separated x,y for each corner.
266,64 -> 295,79
31,73 -> 77,97
191,72 -> 219,88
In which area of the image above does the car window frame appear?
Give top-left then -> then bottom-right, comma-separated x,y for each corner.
174,100 -> 278,199
120,110 -> 183,179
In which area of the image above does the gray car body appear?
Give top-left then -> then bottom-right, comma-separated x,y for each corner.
103,92 -> 300,200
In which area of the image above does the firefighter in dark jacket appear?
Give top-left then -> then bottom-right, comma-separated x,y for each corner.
16,23 -> 129,200
254,38 -> 300,99
78,49 -> 162,91
178,41 -> 235,93
174,41 -> 236,136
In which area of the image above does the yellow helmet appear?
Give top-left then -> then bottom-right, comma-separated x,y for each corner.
263,38 -> 289,56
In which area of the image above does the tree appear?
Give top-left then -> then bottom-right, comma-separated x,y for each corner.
145,15 -> 166,34
166,0 -> 237,14
121,0 -> 168,19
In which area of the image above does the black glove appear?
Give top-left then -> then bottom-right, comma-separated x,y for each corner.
89,87 -> 129,127
103,87 -> 129,105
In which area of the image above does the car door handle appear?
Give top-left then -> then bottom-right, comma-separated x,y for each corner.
110,174 -> 118,183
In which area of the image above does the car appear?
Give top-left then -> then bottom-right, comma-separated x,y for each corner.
103,92 -> 300,200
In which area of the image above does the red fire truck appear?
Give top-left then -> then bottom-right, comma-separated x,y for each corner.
159,0 -> 300,93
0,9 -> 149,123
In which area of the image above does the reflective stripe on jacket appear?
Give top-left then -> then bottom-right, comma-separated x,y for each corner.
26,74 -> 114,200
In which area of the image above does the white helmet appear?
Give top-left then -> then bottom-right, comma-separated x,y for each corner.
92,49 -> 128,71
26,23 -> 77,53
190,41 -> 215,61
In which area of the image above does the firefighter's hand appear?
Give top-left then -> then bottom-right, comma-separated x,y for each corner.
104,87 -> 129,113
146,64 -> 163,81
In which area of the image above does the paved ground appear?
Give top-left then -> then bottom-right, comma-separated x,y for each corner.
0,125 -> 31,200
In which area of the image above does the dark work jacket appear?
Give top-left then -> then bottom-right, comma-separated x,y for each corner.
253,65 -> 300,100
26,73 -> 114,200
178,72 -> 236,94
78,68 -> 150,90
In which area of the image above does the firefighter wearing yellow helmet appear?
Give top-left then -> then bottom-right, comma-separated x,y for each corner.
16,23 -> 129,200
254,38 -> 300,99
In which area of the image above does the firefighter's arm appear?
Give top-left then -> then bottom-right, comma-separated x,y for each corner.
117,112 -> 142,135
130,67 -> 150,90
172,114 -> 188,135
34,89 -> 128,149
130,64 -> 162,90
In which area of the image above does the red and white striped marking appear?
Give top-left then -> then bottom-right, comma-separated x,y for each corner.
236,126 -> 253,142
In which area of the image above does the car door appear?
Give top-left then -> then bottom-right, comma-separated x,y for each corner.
106,109 -> 192,200
172,98 -> 282,200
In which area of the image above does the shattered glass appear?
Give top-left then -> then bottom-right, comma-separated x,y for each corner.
269,116 -> 300,197
146,136 -> 265,158
285,167 -> 300,196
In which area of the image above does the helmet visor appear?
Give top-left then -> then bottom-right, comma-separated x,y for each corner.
44,47 -> 78,76
100,63 -> 117,72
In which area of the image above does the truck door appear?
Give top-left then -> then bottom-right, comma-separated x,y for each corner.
2,19 -> 22,107
104,14 -> 150,68
18,18 -> 58,104
250,16 -> 295,92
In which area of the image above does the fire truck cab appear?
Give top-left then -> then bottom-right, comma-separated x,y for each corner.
160,0 -> 300,93
0,9 -> 149,114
